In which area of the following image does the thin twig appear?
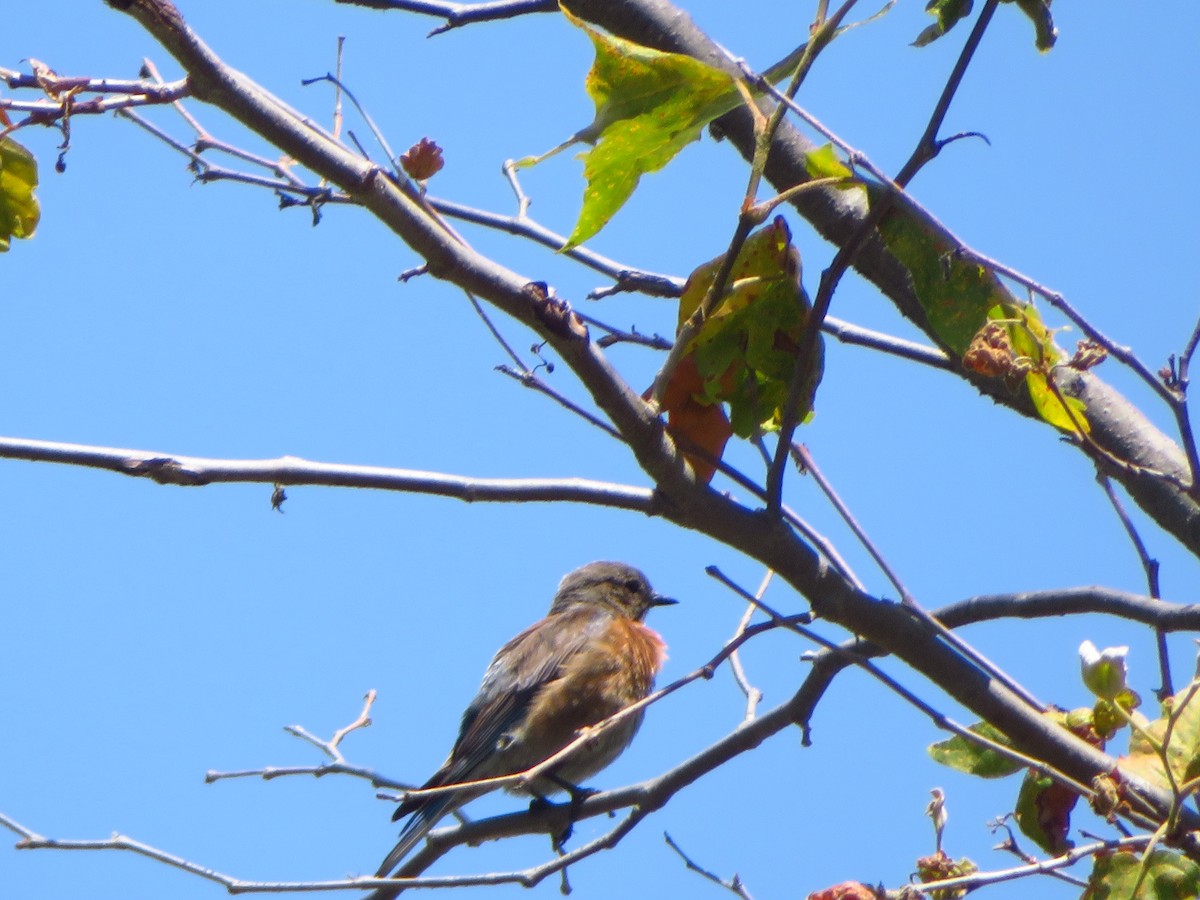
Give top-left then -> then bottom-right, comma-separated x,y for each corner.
790,443 -> 915,604
704,567 -> 1087,797
332,0 -> 558,37
494,366 -> 625,441
728,570 -> 772,722
1097,475 -> 1170,699
664,832 -> 754,900
793,443 -> 1047,714
465,291 -> 529,371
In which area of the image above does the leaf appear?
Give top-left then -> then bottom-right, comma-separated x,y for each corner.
913,0 -> 974,47
878,205 -> 1012,356
1014,769 -> 1077,855
915,0 -> 1057,51
1085,850 -> 1200,900
551,7 -> 737,248
878,204 -> 1088,433
0,136 -> 41,252
679,217 -> 823,438
1092,690 -> 1141,741
399,137 -> 444,182
653,354 -> 733,485
1026,372 -> 1089,435
928,722 -> 1023,778
804,143 -> 854,181
1120,680 -> 1200,792
1003,0 -> 1057,52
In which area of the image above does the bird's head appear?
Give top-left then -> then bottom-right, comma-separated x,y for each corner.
549,561 -> 677,621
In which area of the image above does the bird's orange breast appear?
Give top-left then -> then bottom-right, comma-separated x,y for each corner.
509,614 -> 667,782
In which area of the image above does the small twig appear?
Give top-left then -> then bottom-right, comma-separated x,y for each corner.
989,816 -> 1089,888
495,365 -> 625,441
332,690 -> 377,754
427,196 -> 681,292
1097,475 -> 1170,699
332,0 -> 558,37
588,317 -> 673,351
204,759 -> 410,792
790,443 -> 914,604
728,570 -> 772,722
501,155 -> 533,219
465,291 -> 530,372
0,806 -> 645,894
331,37 -> 345,142
821,315 -> 951,369
893,0 -> 1000,188
664,832 -> 754,900
1163,314 -> 1200,498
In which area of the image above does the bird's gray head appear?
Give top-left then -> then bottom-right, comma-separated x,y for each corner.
549,561 -> 677,621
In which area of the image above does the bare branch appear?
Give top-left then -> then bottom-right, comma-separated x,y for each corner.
664,832 -> 754,900
333,0 -> 556,35
0,436 -> 658,511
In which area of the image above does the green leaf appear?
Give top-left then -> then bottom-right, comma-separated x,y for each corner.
1014,769 -> 1076,855
0,136 -> 41,252
878,204 -> 1011,356
1026,372 -> 1089,435
677,217 -> 823,438
913,0 -> 974,47
557,7 -> 736,249
1086,850 -> 1200,900
878,204 -> 1088,433
928,722 -> 1023,778
804,143 -> 854,181
1092,690 -> 1140,741
916,0 -> 1057,51
1002,0 -> 1058,52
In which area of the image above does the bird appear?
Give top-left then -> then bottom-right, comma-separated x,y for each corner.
371,561 -> 675,887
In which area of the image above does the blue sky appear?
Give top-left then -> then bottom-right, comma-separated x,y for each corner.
3,2 -> 1199,898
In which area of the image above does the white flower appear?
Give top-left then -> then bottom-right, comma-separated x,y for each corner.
1079,640 -> 1129,700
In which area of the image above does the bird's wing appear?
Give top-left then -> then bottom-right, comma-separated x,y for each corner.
377,608 -> 610,882
442,607 -> 608,790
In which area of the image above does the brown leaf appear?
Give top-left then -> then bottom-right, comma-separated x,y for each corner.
651,355 -> 732,484
1067,339 -> 1107,371
400,137 -> 444,182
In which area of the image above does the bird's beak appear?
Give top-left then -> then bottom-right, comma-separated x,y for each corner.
650,594 -> 679,608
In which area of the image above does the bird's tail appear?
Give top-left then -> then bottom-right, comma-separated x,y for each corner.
374,794 -> 454,879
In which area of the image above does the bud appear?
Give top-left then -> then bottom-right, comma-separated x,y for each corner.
1079,640 -> 1129,700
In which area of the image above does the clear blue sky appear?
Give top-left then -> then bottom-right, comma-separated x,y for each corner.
3,2 -> 1198,899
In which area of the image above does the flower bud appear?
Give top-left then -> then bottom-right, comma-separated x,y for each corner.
1079,640 -> 1129,700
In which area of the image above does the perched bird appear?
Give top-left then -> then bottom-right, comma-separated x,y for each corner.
373,561 -> 675,884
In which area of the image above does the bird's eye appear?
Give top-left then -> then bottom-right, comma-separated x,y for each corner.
624,577 -> 642,593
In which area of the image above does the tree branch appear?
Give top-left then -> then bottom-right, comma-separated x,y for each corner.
0,436 -> 660,511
